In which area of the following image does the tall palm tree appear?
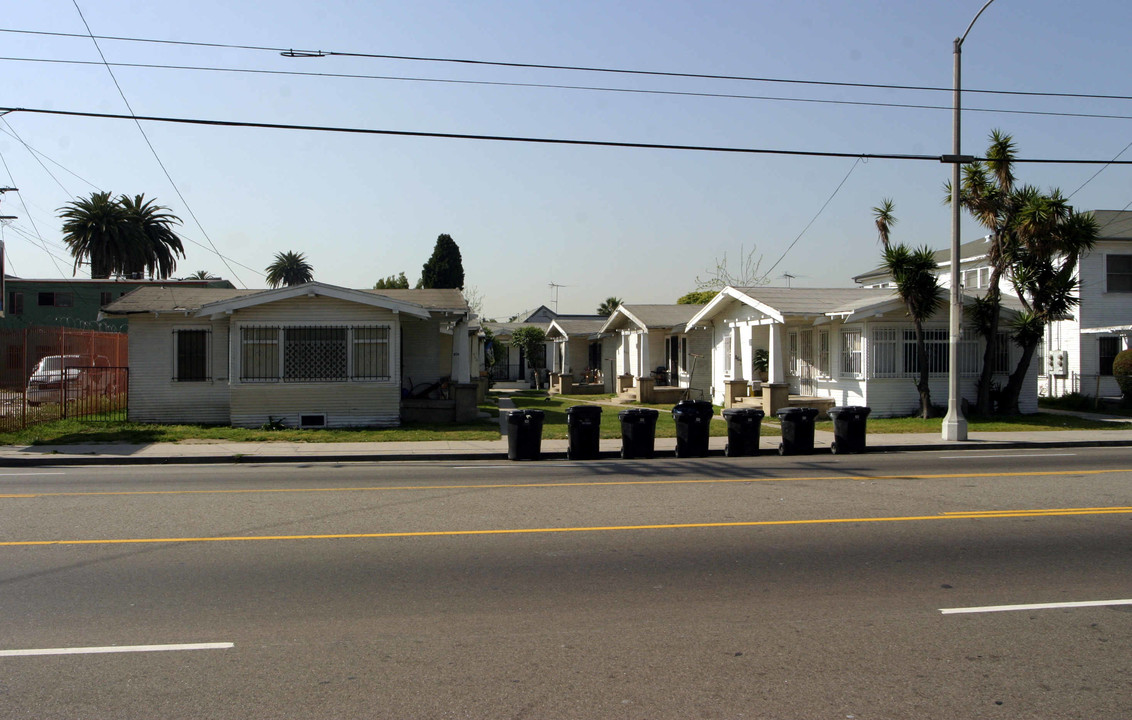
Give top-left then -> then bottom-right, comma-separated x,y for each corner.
118,194 -> 185,279
59,192 -> 185,279
596,297 -> 622,317
59,191 -> 130,278
187,270 -> 217,280
876,203 -> 944,418
265,251 -> 314,288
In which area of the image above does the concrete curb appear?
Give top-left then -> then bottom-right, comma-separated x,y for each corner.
2,437 -> 1129,467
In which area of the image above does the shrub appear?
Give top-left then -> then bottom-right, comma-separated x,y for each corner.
1114,349 -> 1132,407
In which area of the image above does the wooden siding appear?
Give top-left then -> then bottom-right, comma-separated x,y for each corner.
127,315 -> 232,424
229,384 -> 401,428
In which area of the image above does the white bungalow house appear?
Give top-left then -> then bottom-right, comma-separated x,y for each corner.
545,316 -> 614,392
102,282 -> 481,428
686,286 -> 1034,417
854,209 -> 1132,399
599,304 -> 711,401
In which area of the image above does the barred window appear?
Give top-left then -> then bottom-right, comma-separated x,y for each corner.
175,329 -> 210,381
903,328 -> 949,375
788,332 -> 799,376
872,328 -> 898,377
840,330 -> 862,376
818,330 -> 830,376
240,326 -> 391,382
722,332 -> 732,378
352,327 -> 391,380
1100,337 -> 1120,376
994,331 -> 1012,373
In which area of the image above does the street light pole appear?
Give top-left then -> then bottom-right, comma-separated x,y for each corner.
942,0 -> 996,442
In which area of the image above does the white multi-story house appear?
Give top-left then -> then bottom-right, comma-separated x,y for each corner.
853,209 -> 1132,399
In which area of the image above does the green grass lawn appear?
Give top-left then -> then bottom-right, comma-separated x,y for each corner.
0,392 -> 1122,446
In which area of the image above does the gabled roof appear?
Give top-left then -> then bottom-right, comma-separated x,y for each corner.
689,284 -> 1027,327
102,282 -> 465,320
546,316 -> 607,339
599,304 -> 706,334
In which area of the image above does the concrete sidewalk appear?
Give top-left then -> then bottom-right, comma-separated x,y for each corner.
1,425 -> 1130,466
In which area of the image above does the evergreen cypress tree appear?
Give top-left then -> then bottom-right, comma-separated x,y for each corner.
419,234 -> 465,289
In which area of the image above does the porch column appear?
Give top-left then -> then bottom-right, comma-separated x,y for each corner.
729,326 -> 739,379
452,318 -> 471,383
638,331 -> 651,379
767,323 -> 786,384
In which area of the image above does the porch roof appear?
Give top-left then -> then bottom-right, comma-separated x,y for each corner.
598,304 -> 705,334
546,317 -> 607,340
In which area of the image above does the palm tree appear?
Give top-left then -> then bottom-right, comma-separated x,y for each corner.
59,192 -> 185,279
876,203 -> 944,418
59,191 -> 130,278
187,270 -> 217,280
596,297 -> 622,317
265,251 -> 314,288
118,194 -> 185,279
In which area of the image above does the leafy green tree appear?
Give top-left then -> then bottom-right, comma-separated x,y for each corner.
374,272 -> 410,289
265,251 -> 314,288
1114,349 -> 1132,408
419,233 -> 464,289
875,202 -> 944,418
677,290 -> 716,305
510,325 -> 547,389
59,191 -> 185,279
596,297 -> 622,316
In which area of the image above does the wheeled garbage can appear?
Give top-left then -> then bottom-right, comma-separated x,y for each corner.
566,405 -> 602,460
722,407 -> 765,457
506,409 -> 545,460
672,400 -> 714,457
775,406 -> 818,456
618,408 -> 658,459
829,405 -> 871,454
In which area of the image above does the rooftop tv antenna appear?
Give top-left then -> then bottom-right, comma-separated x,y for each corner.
548,282 -> 570,313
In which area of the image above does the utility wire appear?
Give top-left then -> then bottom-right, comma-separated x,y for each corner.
4,55 -> 1130,122
69,1 -> 249,287
4,105 -> 1131,166
1,117 -> 84,196
1067,139 -> 1132,199
3,27 -> 1131,102
761,157 -> 864,282
0,150 -> 67,275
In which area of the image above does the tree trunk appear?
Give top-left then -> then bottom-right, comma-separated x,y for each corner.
975,279 -> 1003,415
1001,338 -> 1038,416
915,321 -> 935,419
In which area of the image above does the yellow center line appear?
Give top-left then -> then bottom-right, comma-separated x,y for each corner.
1,467 -> 1130,499
1,506 -> 1129,547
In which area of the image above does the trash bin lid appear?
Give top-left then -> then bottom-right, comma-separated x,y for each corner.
566,404 -> 602,417
509,409 -> 545,419
619,408 -> 659,419
723,407 -> 765,418
830,405 -> 871,417
776,406 -> 818,419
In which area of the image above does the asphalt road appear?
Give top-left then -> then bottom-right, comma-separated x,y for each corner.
1,449 -> 1129,719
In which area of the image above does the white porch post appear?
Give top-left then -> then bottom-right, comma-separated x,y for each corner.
767,323 -> 786,384
638,331 -> 651,378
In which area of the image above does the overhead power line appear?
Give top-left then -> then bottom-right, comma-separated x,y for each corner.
4,56 -> 1130,122
3,106 -> 1130,166
3,27 -> 1130,103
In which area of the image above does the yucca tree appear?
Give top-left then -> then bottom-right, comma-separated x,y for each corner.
59,192 -> 185,279
946,129 -> 1023,414
265,251 -> 314,288
997,195 -> 1099,413
876,203 -> 944,418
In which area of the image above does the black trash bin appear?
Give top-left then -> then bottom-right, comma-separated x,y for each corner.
829,405 -> 871,454
566,405 -> 602,460
672,400 -> 714,457
722,407 -> 765,457
506,409 -> 545,460
618,408 -> 658,459
775,406 -> 818,456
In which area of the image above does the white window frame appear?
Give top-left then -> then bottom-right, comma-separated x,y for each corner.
840,329 -> 863,378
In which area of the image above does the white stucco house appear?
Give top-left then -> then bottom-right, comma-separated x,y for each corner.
545,316 -> 613,390
103,282 -> 480,427
599,304 -> 711,400
686,286 -> 1033,417
854,209 -> 1132,399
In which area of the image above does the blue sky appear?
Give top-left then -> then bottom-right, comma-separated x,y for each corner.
1,0 -> 1129,320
